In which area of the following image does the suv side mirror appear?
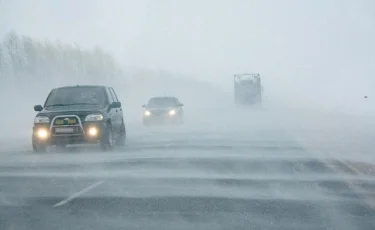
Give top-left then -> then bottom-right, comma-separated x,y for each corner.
111,102 -> 121,108
142,104 -> 146,108
179,103 -> 184,107
34,105 -> 43,112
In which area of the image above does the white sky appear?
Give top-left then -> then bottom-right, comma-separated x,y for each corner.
1,0 -> 375,108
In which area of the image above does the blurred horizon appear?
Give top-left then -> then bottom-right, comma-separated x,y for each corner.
1,0 -> 375,114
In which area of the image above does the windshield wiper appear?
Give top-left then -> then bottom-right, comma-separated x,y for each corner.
69,103 -> 100,105
45,104 -> 69,107
45,103 -> 100,107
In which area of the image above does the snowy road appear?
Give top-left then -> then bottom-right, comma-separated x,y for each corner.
0,106 -> 374,230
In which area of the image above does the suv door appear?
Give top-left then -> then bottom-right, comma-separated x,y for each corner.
105,87 -> 118,133
175,98 -> 183,115
109,87 -> 122,133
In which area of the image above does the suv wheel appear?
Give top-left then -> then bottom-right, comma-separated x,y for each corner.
32,140 -> 47,153
116,122 -> 126,146
100,125 -> 114,151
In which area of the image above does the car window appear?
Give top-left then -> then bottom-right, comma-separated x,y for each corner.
107,88 -> 115,103
112,88 -> 120,101
44,87 -> 107,106
109,88 -> 119,102
147,97 -> 178,107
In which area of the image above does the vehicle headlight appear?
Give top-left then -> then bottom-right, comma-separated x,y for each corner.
36,129 -> 49,139
144,110 -> 151,116
168,110 -> 176,116
85,114 -> 104,121
34,116 -> 49,124
88,127 -> 98,136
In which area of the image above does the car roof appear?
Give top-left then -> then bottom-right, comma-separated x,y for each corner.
53,85 -> 107,90
149,96 -> 177,100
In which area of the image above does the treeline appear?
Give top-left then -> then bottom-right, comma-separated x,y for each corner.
0,31 -> 123,90
0,31 -> 224,109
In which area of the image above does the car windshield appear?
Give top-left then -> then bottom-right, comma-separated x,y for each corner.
44,87 -> 107,107
147,98 -> 177,108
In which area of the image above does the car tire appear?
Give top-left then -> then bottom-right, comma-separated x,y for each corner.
100,125 -> 114,151
116,122 -> 126,146
32,140 -> 47,153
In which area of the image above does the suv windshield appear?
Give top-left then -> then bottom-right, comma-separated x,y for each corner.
44,87 -> 107,107
147,97 -> 177,108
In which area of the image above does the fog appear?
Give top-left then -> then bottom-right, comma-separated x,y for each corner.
1,0 -> 375,112
1,0 -> 375,137
2,2 -> 375,228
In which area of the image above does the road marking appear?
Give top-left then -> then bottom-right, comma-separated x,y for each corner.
53,180 -> 104,207
320,153 -> 375,209
283,127 -> 375,210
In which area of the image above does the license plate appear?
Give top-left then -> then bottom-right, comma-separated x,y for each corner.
55,127 -> 74,133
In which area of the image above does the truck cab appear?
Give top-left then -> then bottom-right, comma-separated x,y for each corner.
234,73 -> 262,105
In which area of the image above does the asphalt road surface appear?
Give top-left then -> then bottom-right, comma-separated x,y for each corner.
0,106 -> 374,230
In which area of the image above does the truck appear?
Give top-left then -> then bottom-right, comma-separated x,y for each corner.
234,73 -> 262,105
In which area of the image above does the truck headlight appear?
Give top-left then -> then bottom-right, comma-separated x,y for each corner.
144,110 -> 151,116
85,114 -> 104,121
34,116 -> 49,124
168,110 -> 176,116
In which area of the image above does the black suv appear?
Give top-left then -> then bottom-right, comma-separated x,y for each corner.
32,85 -> 126,152
142,96 -> 184,126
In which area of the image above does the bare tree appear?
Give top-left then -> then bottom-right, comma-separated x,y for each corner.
22,36 -> 37,75
0,44 -> 4,77
1,30 -> 125,91
3,31 -> 25,77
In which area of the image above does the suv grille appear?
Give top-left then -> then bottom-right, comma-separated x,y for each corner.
51,115 -> 86,125
54,117 -> 78,125
50,115 -> 85,136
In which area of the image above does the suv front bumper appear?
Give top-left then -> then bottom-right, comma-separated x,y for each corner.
32,120 -> 107,146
